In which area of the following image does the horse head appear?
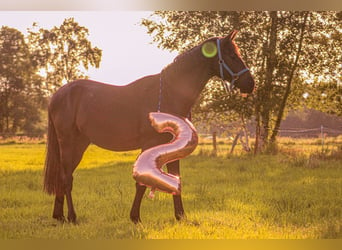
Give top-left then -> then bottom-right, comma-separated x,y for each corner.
203,30 -> 255,94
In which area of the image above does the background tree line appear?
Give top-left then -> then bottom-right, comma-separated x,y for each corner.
141,11 -> 341,152
1,12 -> 341,154
0,18 -> 102,136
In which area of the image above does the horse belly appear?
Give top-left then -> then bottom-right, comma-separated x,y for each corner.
79,114 -> 143,151
92,134 -> 141,152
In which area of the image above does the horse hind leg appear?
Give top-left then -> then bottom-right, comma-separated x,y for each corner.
52,195 -> 65,222
59,135 -> 89,223
65,173 -> 76,223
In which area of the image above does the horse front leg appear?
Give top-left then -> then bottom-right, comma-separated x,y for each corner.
167,160 -> 186,221
130,183 -> 147,224
129,161 -> 185,223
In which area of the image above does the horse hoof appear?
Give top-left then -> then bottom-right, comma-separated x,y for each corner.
68,219 -> 77,224
53,215 -> 66,222
175,212 -> 186,221
67,216 -> 77,224
130,216 -> 142,224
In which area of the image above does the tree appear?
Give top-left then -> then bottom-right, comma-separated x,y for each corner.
141,11 -> 341,152
28,18 -> 102,93
0,26 -> 43,135
302,81 -> 342,117
0,18 -> 103,136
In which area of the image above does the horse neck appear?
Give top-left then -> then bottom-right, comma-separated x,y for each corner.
161,47 -> 212,116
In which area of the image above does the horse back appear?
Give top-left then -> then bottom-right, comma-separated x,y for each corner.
48,77 -> 160,151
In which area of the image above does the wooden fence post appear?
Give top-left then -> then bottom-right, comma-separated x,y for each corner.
212,131 -> 217,155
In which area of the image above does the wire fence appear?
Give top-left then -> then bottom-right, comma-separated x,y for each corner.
278,126 -> 342,138
200,126 -> 342,139
1,126 -> 342,147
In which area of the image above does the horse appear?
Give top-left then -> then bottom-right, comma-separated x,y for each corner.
43,30 -> 255,224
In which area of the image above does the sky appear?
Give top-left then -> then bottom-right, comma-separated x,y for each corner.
0,11 -> 178,85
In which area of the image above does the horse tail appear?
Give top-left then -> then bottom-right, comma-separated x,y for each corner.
43,112 -> 63,195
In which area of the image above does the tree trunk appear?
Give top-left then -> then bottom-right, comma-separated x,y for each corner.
230,115 -> 251,154
254,115 -> 260,155
270,12 -> 309,142
254,11 -> 278,152
230,130 -> 241,154
240,121 -> 251,152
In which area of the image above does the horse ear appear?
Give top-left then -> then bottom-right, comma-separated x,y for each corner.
222,30 -> 238,43
229,30 -> 238,40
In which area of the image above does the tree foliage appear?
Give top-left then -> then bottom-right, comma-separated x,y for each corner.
141,11 -> 341,151
0,26 -> 43,135
303,81 -> 342,117
28,18 -> 102,93
0,18 -> 102,136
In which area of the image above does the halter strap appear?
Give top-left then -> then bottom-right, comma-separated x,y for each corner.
216,39 -> 250,92
157,39 -> 250,112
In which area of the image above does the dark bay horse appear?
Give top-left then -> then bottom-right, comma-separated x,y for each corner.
44,30 -> 255,224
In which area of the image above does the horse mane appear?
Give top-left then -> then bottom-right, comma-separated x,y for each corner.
162,37 -> 219,78
231,40 -> 241,57
172,45 -> 199,64
162,42 -> 204,77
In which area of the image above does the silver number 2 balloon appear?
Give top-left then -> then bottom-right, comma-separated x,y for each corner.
133,112 -> 198,196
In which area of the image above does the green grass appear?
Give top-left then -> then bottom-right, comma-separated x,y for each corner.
0,141 -> 341,239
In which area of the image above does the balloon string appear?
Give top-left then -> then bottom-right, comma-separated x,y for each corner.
157,72 -> 163,112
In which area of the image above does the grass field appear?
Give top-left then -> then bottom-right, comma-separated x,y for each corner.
0,138 -> 341,239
